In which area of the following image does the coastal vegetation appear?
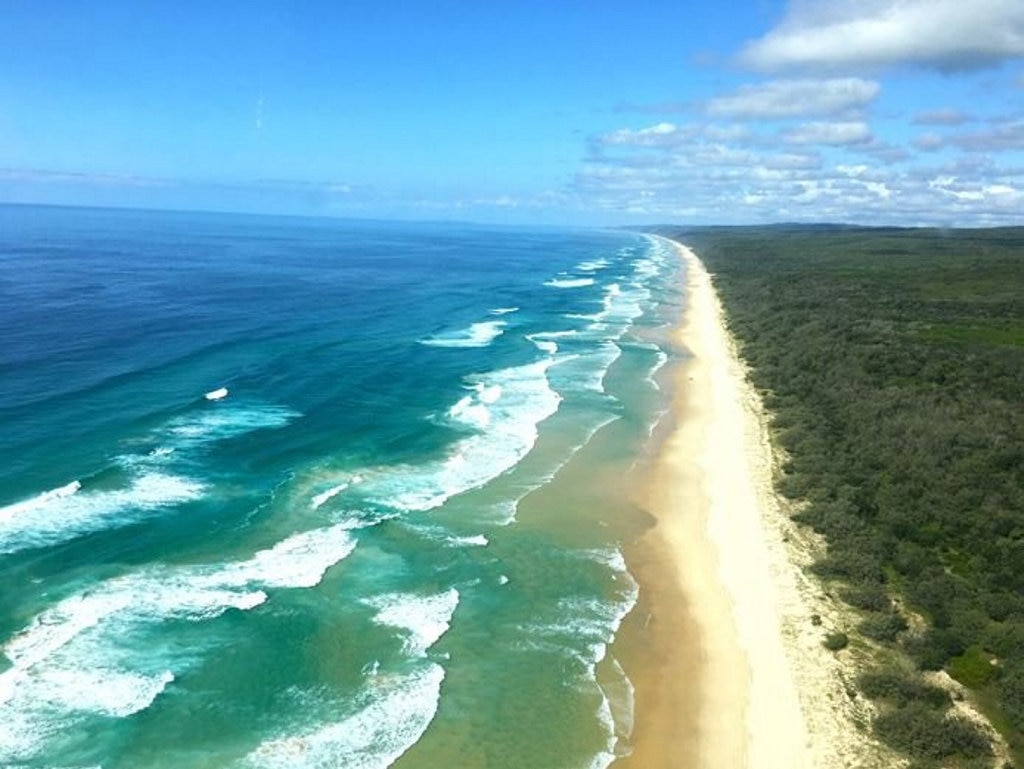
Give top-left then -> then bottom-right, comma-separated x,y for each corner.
658,225 -> 1024,768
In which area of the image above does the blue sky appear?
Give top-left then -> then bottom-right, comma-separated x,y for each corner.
2,0 -> 1024,225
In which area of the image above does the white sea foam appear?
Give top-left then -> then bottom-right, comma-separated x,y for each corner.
446,382 -> 503,430
527,329 -> 581,357
367,359 -> 560,513
420,320 -> 505,348
647,349 -> 669,389
204,387 -> 229,401
0,473 -> 204,555
531,330 -> 580,340
632,258 -> 659,280
544,277 -> 595,289
474,382 -> 502,404
0,480 -> 82,522
513,551 -> 638,769
29,668 -> 175,718
603,656 -> 636,758
583,654 -> 636,769
0,524 -> 360,763
244,589 -> 457,768
481,498 -> 520,526
164,404 -> 298,445
448,395 -> 490,430
490,307 -> 519,315
570,342 -> 622,394
242,664 -> 446,769
0,402 -> 301,555
527,335 -> 559,355
576,258 -> 610,272
4,525 -> 358,676
365,588 -> 459,657
311,483 -> 349,509
519,546 -> 638,690
444,534 -> 489,548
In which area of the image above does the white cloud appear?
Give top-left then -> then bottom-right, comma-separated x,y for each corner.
913,108 -> 972,126
599,122 -> 689,148
706,78 -> 880,119
594,122 -> 755,151
783,121 -> 873,146
913,133 -> 946,151
950,121 -> 1024,151
572,106 -> 1024,226
741,0 -> 1024,71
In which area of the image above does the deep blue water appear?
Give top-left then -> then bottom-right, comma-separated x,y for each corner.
0,205 -> 682,769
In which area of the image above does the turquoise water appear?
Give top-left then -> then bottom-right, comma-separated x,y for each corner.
0,205 -> 682,769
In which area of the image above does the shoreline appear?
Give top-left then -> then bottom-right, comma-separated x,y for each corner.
616,239 -> 879,768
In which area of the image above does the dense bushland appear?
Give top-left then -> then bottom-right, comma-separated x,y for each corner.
658,225 -> 1024,767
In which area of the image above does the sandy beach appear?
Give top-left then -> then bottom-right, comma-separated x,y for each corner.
617,239 -> 887,769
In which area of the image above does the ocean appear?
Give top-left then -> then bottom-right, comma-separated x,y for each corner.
0,205 -> 683,769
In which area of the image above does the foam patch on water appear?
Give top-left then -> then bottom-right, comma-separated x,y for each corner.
365,588 -> 459,657
311,483 -> 349,509
0,524 -> 360,763
420,320 -> 505,348
444,534 -> 488,548
25,668 -> 175,717
0,402 -> 300,555
490,307 -> 519,315
522,548 -> 639,769
560,342 -> 622,395
163,404 -> 299,446
242,664 -> 446,769
508,546 -> 638,769
594,283 -> 647,333
242,587 -> 458,768
545,277 -> 595,289
0,472 -> 204,555
576,258 -> 610,272
447,381 -> 503,430
308,474 -> 364,510
0,481 -> 82,520
364,359 -> 560,513
518,547 -> 638,674
527,334 -> 559,355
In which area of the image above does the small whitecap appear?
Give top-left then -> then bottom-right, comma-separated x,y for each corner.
204,387 -> 229,401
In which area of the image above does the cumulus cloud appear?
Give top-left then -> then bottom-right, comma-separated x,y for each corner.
706,78 -> 880,119
782,121 -> 873,146
573,105 -> 1024,226
598,122 -> 691,149
913,108 -> 972,126
740,0 -> 1024,71
913,133 -> 946,151
594,122 -> 754,151
949,121 -> 1024,151
573,148 -> 1024,225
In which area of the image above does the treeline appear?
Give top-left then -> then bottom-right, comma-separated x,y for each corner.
658,225 -> 1024,768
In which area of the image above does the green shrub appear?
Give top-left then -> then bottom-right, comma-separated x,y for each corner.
858,611 -> 909,642
948,646 -> 997,689
841,583 -> 891,612
857,669 -> 950,709
823,631 -> 849,651
874,703 -> 992,760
